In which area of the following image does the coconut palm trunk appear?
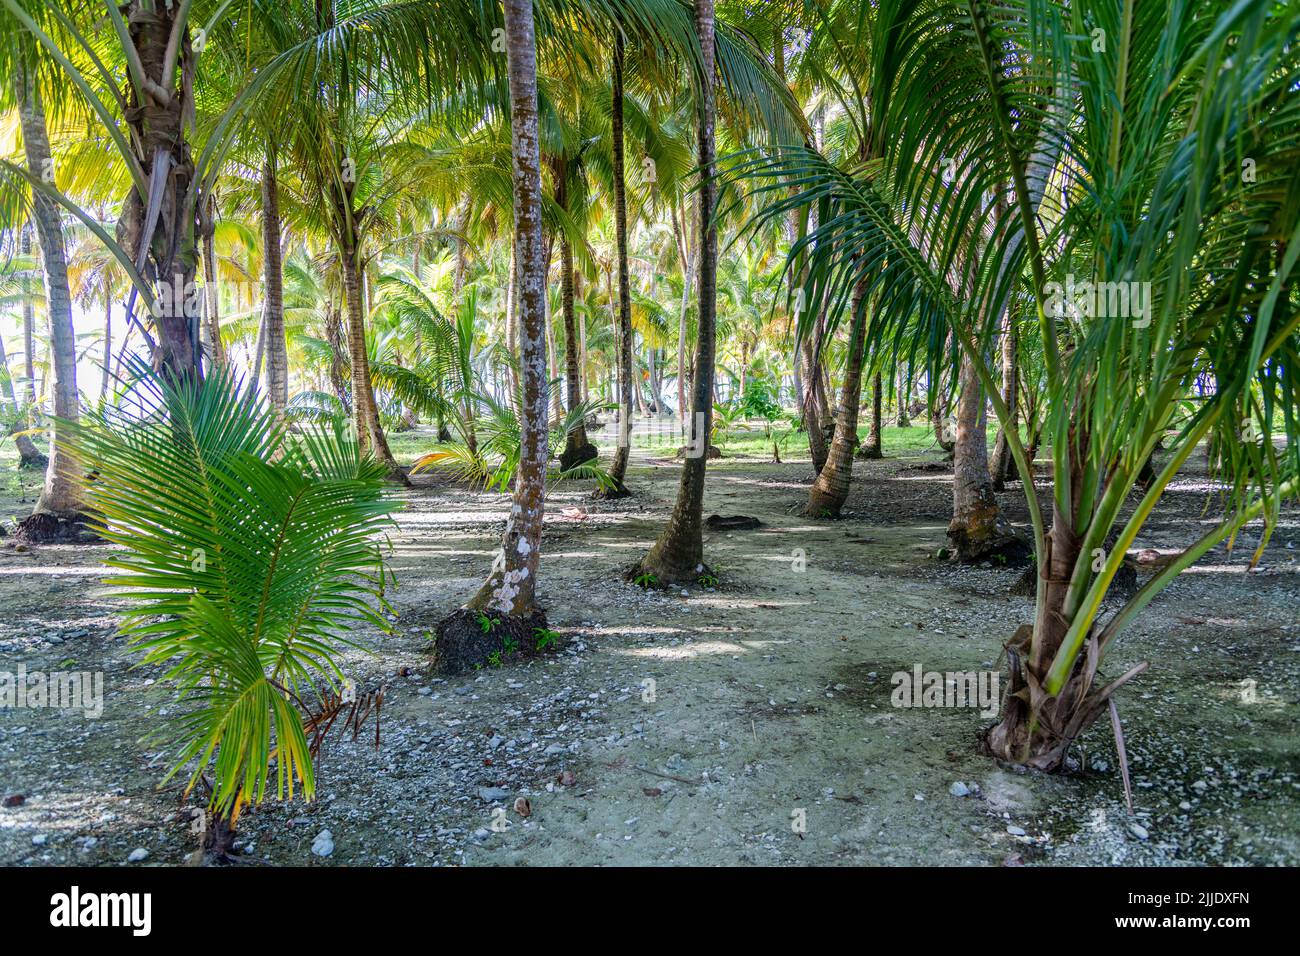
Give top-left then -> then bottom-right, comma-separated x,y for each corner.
20,224 -> 36,408
857,371 -> 882,459
0,303 -> 44,467
948,350 -> 1022,561
118,0 -> 201,382
605,31 -> 634,496
261,149 -> 288,413
15,60 -> 84,539
805,281 -> 869,517
100,286 -> 113,398
323,302 -> 349,410
465,0 -> 549,616
673,201 -> 694,427
559,222 -> 596,469
801,333 -> 829,470
990,318 -> 1017,490
200,196 -> 227,369
636,0 -> 718,585
895,365 -> 910,426
340,240 -> 403,482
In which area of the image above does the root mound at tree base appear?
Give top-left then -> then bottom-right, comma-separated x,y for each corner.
384,466 -> 413,487
675,444 -> 722,459
559,441 -> 599,472
625,558 -> 713,590
432,607 -> 550,675
948,528 -> 1033,567
13,512 -> 100,544
594,479 -> 632,500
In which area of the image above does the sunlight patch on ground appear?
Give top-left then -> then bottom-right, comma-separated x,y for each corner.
710,475 -> 811,491
614,639 -> 754,660
0,565 -> 106,578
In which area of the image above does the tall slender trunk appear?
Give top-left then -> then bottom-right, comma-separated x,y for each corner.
631,343 -> 649,416
469,0 -> 549,615
0,304 -> 44,467
606,31 -> 635,493
341,242 -> 403,481
0,321 -> 15,412
449,217 -> 482,448
579,295 -> 589,404
857,371 -> 882,459
101,286 -> 113,398
990,318 -> 1018,490
261,150 -> 288,412
673,201 -> 695,427
324,301 -> 349,410
16,61 -> 84,533
505,243 -> 521,414
738,341 -> 749,400
200,196 -> 227,368
948,351 -> 1005,559
543,231 -> 563,421
895,365 -> 911,426
559,219 -> 595,469
805,282 -> 868,517
20,225 -> 36,408
801,332 -> 828,470
638,0 -> 718,584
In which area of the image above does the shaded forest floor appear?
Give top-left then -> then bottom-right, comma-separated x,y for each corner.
1,420 -> 1297,866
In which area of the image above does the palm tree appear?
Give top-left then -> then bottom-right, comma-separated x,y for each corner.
634,0 -> 718,586
605,29 -> 636,497
260,145 -> 288,412
730,0 -> 1300,769
455,0 -> 550,621
9,48 -> 84,540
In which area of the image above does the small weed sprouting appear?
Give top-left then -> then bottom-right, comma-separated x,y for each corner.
486,650 -> 502,668
633,571 -> 658,589
475,610 -> 495,634
697,570 -> 719,587
533,627 -> 561,651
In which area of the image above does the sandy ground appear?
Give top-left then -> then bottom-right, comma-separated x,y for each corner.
1,424 -> 1297,866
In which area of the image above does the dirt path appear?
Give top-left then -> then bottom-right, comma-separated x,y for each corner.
1,435 -> 1297,866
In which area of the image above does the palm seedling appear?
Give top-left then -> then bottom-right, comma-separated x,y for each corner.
68,366 -> 398,861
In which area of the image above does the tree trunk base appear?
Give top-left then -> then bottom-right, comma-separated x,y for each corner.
676,444 -> 722,460
13,511 -> 99,544
982,624 -> 1145,772
948,525 -> 1032,566
594,478 -> 632,500
559,440 -> 599,472
432,607 -> 550,674
382,464 -> 411,486
803,485 -> 847,519
627,554 -> 712,590
12,433 -> 47,470
855,443 -> 882,460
